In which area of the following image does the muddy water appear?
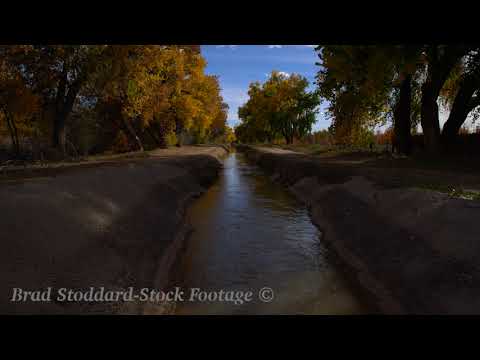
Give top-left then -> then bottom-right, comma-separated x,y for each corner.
175,152 -> 366,314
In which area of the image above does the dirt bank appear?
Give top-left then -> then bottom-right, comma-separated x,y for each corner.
0,146 -> 227,314
240,145 -> 480,314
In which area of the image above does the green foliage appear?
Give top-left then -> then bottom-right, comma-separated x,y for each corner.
236,71 -> 319,144
165,132 -> 178,146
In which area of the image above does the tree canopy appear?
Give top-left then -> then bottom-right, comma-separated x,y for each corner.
0,45 -> 230,159
314,45 -> 480,154
235,71 -> 319,144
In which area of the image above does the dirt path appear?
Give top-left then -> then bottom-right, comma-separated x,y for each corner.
0,146 -> 227,183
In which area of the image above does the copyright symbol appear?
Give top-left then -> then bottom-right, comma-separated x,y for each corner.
258,287 -> 274,303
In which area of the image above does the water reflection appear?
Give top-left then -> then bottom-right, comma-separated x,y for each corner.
175,152 -> 365,314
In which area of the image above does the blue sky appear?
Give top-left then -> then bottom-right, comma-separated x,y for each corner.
201,45 -> 330,131
202,45 -> 479,134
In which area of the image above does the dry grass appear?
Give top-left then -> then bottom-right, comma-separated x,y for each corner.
263,143 -> 480,199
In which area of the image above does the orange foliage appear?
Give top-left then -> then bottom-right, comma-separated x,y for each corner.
375,127 -> 394,145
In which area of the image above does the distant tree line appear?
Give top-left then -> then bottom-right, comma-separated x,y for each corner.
0,45 -> 232,160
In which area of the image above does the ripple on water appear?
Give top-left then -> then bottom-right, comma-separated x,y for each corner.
176,152 -> 366,315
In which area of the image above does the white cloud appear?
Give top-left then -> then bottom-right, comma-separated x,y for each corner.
268,45 -> 317,49
265,71 -> 290,78
217,44 -> 316,50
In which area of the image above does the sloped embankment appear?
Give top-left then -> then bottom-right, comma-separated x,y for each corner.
240,145 -> 480,314
0,146 -> 226,314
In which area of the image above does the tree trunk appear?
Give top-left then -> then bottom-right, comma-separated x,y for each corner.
2,109 -> 20,157
145,126 -> 162,147
284,122 -> 295,145
52,76 -> 84,155
52,65 -> 67,154
121,117 -> 144,151
175,118 -> 183,147
152,122 -> 167,149
420,45 -> 468,154
52,111 -> 67,154
420,95 -> 441,154
393,74 -> 412,155
442,76 -> 479,146
285,134 -> 294,144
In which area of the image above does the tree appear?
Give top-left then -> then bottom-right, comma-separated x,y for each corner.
237,71 -> 319,144
315,45 -> 479,154
237,81 -> 275,143
0,46 -> 41,157
0,45 -> 228,159
316,45 -> 423,153
207,102 -> 229,141
441,48 -> 480,147
419,45 -> 470,153
112,46 -> 227,148
5,45 -> 109,155
223,126 -> 236,144
181,74 -> 228,145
